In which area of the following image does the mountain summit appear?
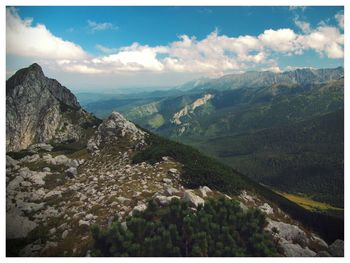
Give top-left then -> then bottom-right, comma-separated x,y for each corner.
6,63 -> 99,152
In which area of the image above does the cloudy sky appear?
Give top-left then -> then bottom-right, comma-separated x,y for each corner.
6,6 -> 344,92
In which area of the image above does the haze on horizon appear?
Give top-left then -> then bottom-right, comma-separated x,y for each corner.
6,6 -> 344,92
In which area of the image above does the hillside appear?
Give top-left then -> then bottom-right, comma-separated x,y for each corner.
107,72 -> 344,208
6,64 -> 343,257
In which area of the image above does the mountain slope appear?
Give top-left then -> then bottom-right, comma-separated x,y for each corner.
6,64 -> 343,257
6,63 -> 100,152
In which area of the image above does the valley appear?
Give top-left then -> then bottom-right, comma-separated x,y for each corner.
82,67 -> 344,209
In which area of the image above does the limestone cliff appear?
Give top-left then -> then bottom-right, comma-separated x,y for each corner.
6,63 -> 99,152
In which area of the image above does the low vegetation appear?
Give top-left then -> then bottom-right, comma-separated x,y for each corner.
91,198 -> 278,256
133,133 -> 247,195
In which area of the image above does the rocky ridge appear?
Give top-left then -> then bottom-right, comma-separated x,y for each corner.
6,63 -> 98,152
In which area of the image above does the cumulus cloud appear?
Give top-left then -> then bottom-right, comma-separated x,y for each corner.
6,8 -> 87,60
7,7 -> 344,76
87,20 -> 118,32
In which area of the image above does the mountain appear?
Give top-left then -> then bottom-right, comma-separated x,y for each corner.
190,67 -> 344,92
106,68 -> 344,208
6,63 -> 100,152
6,64 -> 343,257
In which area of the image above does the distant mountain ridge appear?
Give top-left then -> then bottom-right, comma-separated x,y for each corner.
190,67 -> 344,91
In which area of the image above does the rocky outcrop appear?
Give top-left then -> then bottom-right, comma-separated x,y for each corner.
6,63 -> 98,152
183,190 -> 205,208
87,111 -> 146,154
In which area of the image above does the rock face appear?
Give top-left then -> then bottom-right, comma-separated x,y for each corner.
6,63 -> 98,152
87,111 -> 146,154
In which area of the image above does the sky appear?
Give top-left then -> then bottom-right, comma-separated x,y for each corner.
6,6 -> 344,92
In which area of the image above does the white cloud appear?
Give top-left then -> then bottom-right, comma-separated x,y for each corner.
96,44 -> 118,54
87,20 -> 118,32
259,28 -> 299,53
299,26 -> 344,58
6,8 -> 87,60
335,12 -> 344,29
7,7 -> 344,77
293,17 -> 311,33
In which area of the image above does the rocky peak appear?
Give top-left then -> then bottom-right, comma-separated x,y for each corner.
6,63 -> 97,152
87,111 -> 146,154
7,63 -> 79,108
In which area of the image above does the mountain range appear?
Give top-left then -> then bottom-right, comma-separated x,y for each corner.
83,67 -> 344,208
6,64 -> 344,257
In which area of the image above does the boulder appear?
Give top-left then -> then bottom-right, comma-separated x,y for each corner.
328,239 -> 344,257
279,239 -> 316,257
6,209 -> 38,239
168,168 -> 178,174
164,187 -> 179,196
6,155 -> 19,168
199,186 -> 212,197
258,203 -> 274,215
7,176 -> 24,191
28,143 -> 53,153
44,190 -> 62,199
182,190 -> 205,208
79,220 -> 90,227
265,219 -> 308,246
61,230 -> 69,239
163,178 -> 172,184
29,171 -> 47,185
131,204 -> 147,216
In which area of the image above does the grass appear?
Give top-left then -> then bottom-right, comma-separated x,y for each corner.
276,191 -> 343,212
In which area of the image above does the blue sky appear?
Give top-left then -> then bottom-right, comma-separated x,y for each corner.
6,6 -> 344,92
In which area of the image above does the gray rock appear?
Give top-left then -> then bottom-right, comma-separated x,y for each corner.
328,239 -> 344,257
87,111 -> 145,153
79,220 -> 90,227
6,63 -> 95,152
163,178 -> 172,184
164,187 -> 179,196
61,229 -> 69,239
6,209 -> 38,239
6,155 -> 19,168
199,186 -> 212,197
49,228 -> 57,235
258,203 -> 274,215
28,143 -> 53,153
279,239 -> 316,257
16,201 -> 45,213
44,190 -> 62,199
182,190 -> 205,208
7,176 -> 24,191
168,168 -> 178,174
131,204 -> 147,216
265,219 -> 308,247
43,167 -> 51,172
